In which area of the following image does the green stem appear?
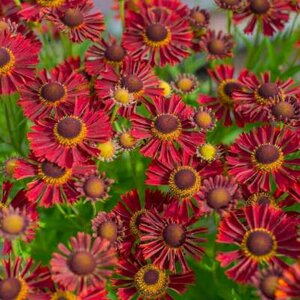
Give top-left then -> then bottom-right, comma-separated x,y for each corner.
227,11 -> 232,34
120,0 -> 125,31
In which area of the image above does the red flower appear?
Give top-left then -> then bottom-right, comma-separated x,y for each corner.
50,232 -> 117,293
95,58 -> 161,117
14,156 -> 96,207
113,256 -> 194,299
217,205 -> 300,283
131,95 -> 204,164
233,0 -> 291,36
46,0 -> 105,43
139,207 -> 207,272
233,71 -> 299,123
0,32 -> 40,95
0,0 -> 19,21
214,0 -> 246,11
123,2 -> 192,66
188,6 -> 210,30
275,261 -> 300,299
28,100 -> 112,168
19,62 -> 89,121
227,126 -> 300,192
0,256 -> 51,299
199,64 -> 248,126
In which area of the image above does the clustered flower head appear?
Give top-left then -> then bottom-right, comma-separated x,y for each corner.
0,0 -> 300,299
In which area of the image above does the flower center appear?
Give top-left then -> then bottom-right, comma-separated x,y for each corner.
0,278 -> 22,300
68,251 -> 96,275
83,176 -> 105,199
36,0 -> 65,8
98,140 -> 116,160
4,158 -> 19,177
163,224 -> 186,248
62,8 -> 84,28
1,214 -> 25,235
190,11 -> 206,25
207,188 -> 231,209
134,265 -> 169,298
272,101 -> 295,119
0,47 -> 15,75
159,80 -> 172,97
250,0 -> 271,14
0,21 -> 9,32
121,75 -> 143,93
223,81 -> 243,97
176,78 -> 194,92
198,143 -> 217,161
50,290 -> 77,300
152,114 -> 182,141
112,87 -> 133,104
194,111 -> 213,129
129,209 -> 146,238
98,221 -> 117,242
40,82 -> 66,104
39,161 -> 71,185
119,132 -> 137,149
258,83 -> 280,99
146,24 -> 168,42
254,144 -> 283,167
104,45 -> 125,62
260,275 -> 279,298
207,39 -> 225,55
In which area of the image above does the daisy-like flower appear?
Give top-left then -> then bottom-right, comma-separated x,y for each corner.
191,107 -> 217,132
214,0 -> 246,11
85,35 -> 127,76
0,256 -> 51,299
0,0 -> 19,21
19,63 -> 89,121
275,261 -> 300,299
115,129 -> 139,152
139,208 -> 207,272
216,205 -> 300,283
196,143 -> 222,163
131,95 -> 204,164
50,232 -> 117,293
1,156 -> 21,178
227,126 -> 300,192
46,0 -> 105,43
199,64 -> 247,126
251,266 -> 283,300
233,0 -> 291,36
197,175 -> 241,215
171,73 -> 199,95
96,58 -> 161,117
91,212 -> 124,251
199,30 -> 235,60
234,71 -> 299,123
123,2 -> 192,66
28,100 -> 112,168
112,189 -> 172,254
75,171 -> 114,202
188,6 -> 210,30
113,256 -> 195,299
0,32 -> 40,95
14,156 -> 96,207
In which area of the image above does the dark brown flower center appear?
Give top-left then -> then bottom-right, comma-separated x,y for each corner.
191,11 -> 206,24
41,161 -> 66,178
224,82 -> 243,97
250,0 -> 270,15
207,39 -> 225,55
57,117 -> 82,139
207,188 -> 231,209
83,176 -> 105,198
257,194 -> 272,205
272,101 -> 295,119
0,48 -> 10,68
154,114 -> 179,134
41,82 -> 65,102
258,83 -> 280,99
260,275 -> 279,298
255,144 -> 280,164
62,8 -> 84,28
174,169 -> 196,190
98,221 -> 117,242
143,269 -> 159,285
121,75 -> 143,93
0,278 -> 22,300
246,231 -> 274,256
163,224 -> 186,248
69,251 -> 96,275
104,45 -> 126,62
145,24 -> 168,42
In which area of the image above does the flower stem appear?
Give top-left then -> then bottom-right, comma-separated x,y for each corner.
227,11 -> 232,34
120,0 -> 125,31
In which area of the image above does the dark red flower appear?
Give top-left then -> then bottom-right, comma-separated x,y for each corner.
50,232 -> 117,293
188,6 -> 210,30
214,0 -> 246,11
123,2 -> 192,66
0,0 -> 19,21
131,95 -> 204,164
113,256 -> 194,299
46,0 -> 105,43
199,64 -> 248,126
28,100 -> 112,168
217,205 -> 300,283
233,0 -> 291,36
227,126 -> 300,192
233,71 -> 299,123
0,32 -> 40,95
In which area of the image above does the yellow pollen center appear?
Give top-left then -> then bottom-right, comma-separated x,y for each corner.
1,214 -> 25,235
159,80 -> 172,98
119,132 -> 137,149
176,78 -> 194,92
98,140 -> 116,160
0,47 -> 15,75
198,144 -> 217,161
195,111 -> 212,129
99,221 -> 117,241
4,158 -> 18,176
36,0 -> 65,8
113,88 -> 132,104
50,290 -> 77,300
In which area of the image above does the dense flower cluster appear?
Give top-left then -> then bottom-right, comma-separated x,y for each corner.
0,0 -> 299,299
